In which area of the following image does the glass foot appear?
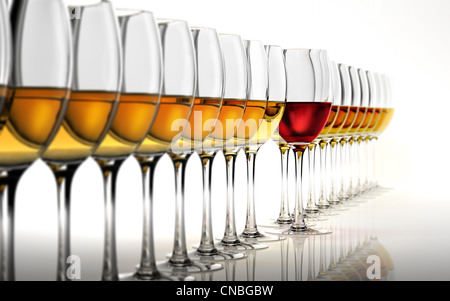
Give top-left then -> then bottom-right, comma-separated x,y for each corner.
238,232 -> 286,243
327,203 -> 350,212
214,238 -> 269,251
156,260 -> 223,274
318,209 -> 339,216
258,218 -> 292,228
266,226 -> 332,237
119,271 -> 194,281
305,214 -> 328,221
259,220 -> 317,229
188,249 -> 247,261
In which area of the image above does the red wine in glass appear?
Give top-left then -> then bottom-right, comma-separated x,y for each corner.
279,101 -> 332,146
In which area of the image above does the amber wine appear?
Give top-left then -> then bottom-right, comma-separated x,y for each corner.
94,93 -> 160,159
374,108 -> 394,134
0,85 -> 12,133
172,97 -> 223,152
228,99 -> 267,150
337,106 -> 357,136
318,105 -> 338,138
357,107 -> 374,134
0,87 -> 69,168
42,91 -> 119,164
248,101 -> 286,146
204,98 -> 246,146
327,105 -> 350,137
182,97 -> 222,142
366,107 -> 381,135
136,95 -> 194,155
347,107 -> 367,134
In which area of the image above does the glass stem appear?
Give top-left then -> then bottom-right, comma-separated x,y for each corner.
338,138 -> 349,202
51,164 -> 78,281
307,236 -> 315,281
361,137 -> 369,192
136,155 -> 162,279
225,260 -> 236,281
291,147 -> 308,231
355,137 -> 363,195
318,235 -> 328,277
372,137 -> 379,189
328,140 -> 339,205
338,215 -> 347,263
196,151 -> 218,254
280,238 -> 289,281
242,147 -> 261,238
277,145 -> 292,224
317,140 -> 330,209
168,153 -> 192,266
329,217 -> 337,269
0,168 -> 24,281
347,138 -> 356,198
292,237 -> 306,281
221,152 -> 240,245
305,143 -> 318,214
365,136 -> 372,191
97,159 -> 124,281
246,250 -> 256,281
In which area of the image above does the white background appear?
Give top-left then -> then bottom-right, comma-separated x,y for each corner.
11,0 -> 450,280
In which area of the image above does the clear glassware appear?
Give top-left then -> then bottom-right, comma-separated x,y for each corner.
187,28 -> 247,262
267,49 -> 332,237
369,73 -> 394,190
352,68 -> 373,198
154,24 -> 226,275
305,51 -> 336,218
40,1 -> 123,281
216,39 -> 269,251
359,70 -> 382,194
325,61 -> 352,209
272,130 -> 293,225
313,60 -> 345,215
88,8 -> 165,281
1,0 -> 73,281
337,65 -> 362,205
128,19 -> 222,276
345,66 -> 369,201
238,45 -> 287,243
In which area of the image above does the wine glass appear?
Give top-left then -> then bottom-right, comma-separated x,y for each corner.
271,130 -> 293,225
193,34 -> 249,255
131,19 -> 221,277
40,1 -> 123,281
187,29 -> 247,262
305,52 -> 337,217
336,65 -> 362,204
217,39 -> 269,251
314,60 -> 346,213
1,0 -> 73,281
155,24 -> 225,275
324,61 -> 351,209
359,70 -> 382,194
369,73 -> 394,190
344,66 -> 368,201
238,45 -> 287,243
267,49 -> 332,237
351,68 -> 373,198
90,8 -> 165,281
